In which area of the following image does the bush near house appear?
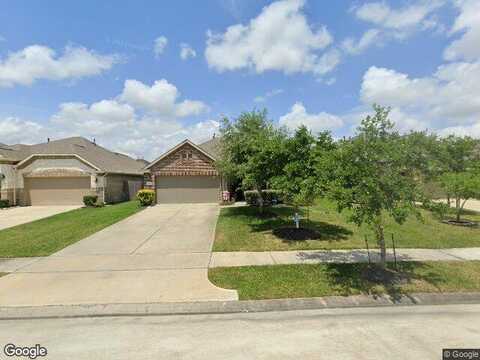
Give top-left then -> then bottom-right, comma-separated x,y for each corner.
83,195 -> 98,207
245,190 -> 282,206
0,200 -> 9,208
137,189 -> 155,206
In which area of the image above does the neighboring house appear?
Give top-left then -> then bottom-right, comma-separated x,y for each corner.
0,137 -> 145,206
0,135 -> 224,206
144,137 -> 226,204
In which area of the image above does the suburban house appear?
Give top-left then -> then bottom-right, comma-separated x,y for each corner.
143,137 -> 225,204
0,137 -> 145,206
0,135 -> 224,206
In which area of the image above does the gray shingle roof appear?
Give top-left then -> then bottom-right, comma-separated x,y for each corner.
1,137 -> 145,174
199,136 -> 222,159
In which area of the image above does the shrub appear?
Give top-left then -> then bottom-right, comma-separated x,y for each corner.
137,189 -> 155,206
0,199 -> 9,208
423,200 -> 450,220
83,195 -> 98,207
244,190 -> 282,206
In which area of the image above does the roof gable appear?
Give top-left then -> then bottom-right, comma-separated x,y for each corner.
145,139 -> 216,170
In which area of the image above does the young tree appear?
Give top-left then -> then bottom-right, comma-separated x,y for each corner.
440,172 -> 480,222
218,110 -> 287,211
271,126 -> 329,226
327,105 -> 421,267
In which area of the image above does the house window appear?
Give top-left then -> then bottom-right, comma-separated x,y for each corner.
182,152 -> 187,160
187,152 -> 193,159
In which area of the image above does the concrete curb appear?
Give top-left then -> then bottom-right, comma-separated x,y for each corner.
1,292 -> 480,320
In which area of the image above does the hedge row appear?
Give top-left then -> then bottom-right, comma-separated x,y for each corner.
244,190 -> 282,206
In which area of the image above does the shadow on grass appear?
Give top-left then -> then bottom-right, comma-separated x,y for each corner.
322,262 -> 446,301
222,205 -> 353,243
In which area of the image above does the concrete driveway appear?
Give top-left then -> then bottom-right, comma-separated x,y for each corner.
0,204 -> 237,306
0,206 -> 81,230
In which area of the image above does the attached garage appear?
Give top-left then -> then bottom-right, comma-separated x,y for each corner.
156,176 -> 220,204
146,139 -> 223,205
25,177 -> 91,206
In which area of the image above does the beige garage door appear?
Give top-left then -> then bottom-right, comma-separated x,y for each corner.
156,176 -> 220,204
25,177 -> 91,205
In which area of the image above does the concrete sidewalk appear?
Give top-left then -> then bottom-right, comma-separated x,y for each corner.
210,247 -> 480,267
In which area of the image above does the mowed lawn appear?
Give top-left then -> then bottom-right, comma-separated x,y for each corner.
209,261 -> 480,300
213,200 -> 480,251
0,201 -> 143,257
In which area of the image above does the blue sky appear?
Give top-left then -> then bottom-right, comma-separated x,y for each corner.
1,0 -> 479,160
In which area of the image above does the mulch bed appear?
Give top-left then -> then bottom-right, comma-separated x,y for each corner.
273,227 -> 321,241
442,219 -> 478,227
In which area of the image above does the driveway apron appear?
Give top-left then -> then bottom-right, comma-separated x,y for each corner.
0,204 -> 237,306
0,206 -> 81,231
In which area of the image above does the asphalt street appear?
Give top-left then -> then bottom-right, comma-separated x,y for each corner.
1,304 -> 478,359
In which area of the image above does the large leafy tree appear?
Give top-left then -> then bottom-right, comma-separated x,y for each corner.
218,110 -> 287,210
327,105 -> 421,267
436,135 -> 480,207
440,172 -> 480,222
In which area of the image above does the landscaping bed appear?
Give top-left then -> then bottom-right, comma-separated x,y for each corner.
209,261 -> 480,300
0,201 -> 143,257
213,199 -> 480,251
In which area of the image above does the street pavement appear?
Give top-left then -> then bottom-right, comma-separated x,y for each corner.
0,304 -> 478,359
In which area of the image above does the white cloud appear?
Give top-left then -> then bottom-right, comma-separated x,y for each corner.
51,100 -> 136,136
153,36 -> 168,58
438,122 -> 480,138
342,29 -> 382,55
119,79 -> 209,117
0,45 -> 118,87
444,0 -> 480,61
254,88 -> 283,103
359,60 -> 480,134
205,0 -> 336,76
0,117 -> 45,145
180,43 -> 197,60
279,102 -> 344,133
353,1 -> 445,31
343,1 -> 446,55
0,78 -> 216,160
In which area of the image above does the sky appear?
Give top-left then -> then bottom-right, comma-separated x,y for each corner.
0,0 -> 479,160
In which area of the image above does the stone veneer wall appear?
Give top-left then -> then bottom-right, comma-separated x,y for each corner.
149,143 -> 218,176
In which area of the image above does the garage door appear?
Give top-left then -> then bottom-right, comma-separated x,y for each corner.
156,176 -> 220,204
25,177 -> 91,205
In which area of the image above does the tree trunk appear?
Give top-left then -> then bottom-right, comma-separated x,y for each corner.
257,188 -> 264,214
374,217 -> 386,268
456,197 -> 461,222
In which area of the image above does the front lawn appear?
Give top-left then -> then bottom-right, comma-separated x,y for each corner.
213,200 -> 480,251
0,201 -> 143,257
209,261 -> 480,300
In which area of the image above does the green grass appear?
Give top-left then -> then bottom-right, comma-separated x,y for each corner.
209,261 -> 480,300
213,199 -> 480,251
0,201 -> 143,257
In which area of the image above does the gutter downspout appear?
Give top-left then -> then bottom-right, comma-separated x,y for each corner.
103,174 -> 107,204
13,168 -> 17,206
